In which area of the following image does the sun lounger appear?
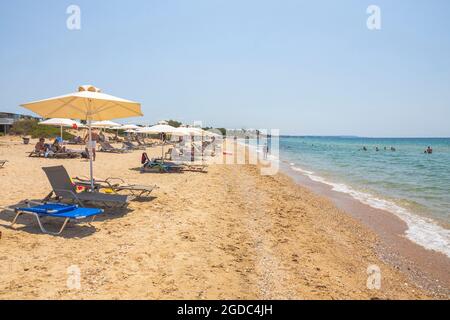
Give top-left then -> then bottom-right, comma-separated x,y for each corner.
135,137 -> 155,147
123,141 -> 145,150
0,160 -> 7,168
134,137 -> 146,147
179,163 -> 208,172
109,136 -> 123,143
139,153 -> 181,173
28,150 -> 45,157
28,150 -> 81,159
165,147 -> 183,160
141,160 -> 183,173
2,201 -> 103,235
42,166 -> 132,207
99,141 -> 130,153
53,151 -> 82,159
66,138 -> 84,145
73,176 -> 157,198
140,153 -> 207,173
154,157 -> 207,172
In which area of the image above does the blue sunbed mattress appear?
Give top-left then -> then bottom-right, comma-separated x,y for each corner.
17,203 -> 103,219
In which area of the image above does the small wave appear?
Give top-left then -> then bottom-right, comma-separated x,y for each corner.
290,164 -> 450,258
291,166 -> 314,175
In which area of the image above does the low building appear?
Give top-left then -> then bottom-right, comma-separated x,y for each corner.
0,112 -> 40,134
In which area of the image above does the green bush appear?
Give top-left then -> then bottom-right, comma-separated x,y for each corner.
167,120 -> 182,128
10,119 -> 75,139
215,128 -> 226,136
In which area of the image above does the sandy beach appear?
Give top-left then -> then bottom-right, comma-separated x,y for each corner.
0,135 -> 446,299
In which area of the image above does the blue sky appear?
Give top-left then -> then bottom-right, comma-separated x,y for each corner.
0,0 -> 449,137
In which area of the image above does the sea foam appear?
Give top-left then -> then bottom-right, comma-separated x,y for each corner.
291,165 -> 450,258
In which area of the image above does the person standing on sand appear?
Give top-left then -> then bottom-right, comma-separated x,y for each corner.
84,130 -> 100,161
263,143 -> 268,160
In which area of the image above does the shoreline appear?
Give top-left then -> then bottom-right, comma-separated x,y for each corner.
0,136 -> 446,299
279,161 -> 450,297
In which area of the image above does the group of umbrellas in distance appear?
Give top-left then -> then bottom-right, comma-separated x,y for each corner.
20,85 -> 220,189
38,116 -> 220,138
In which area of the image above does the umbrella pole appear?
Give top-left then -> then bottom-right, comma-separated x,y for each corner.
161,133 -> 164,163
201,133 -> 204,162
60,125 -> 63,140
88,119 -> 94,190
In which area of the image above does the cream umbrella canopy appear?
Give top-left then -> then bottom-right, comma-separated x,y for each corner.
91,120 -> 122,139
182,127 -> 206,159
91,120 -> 121,129
116,124 -> 140,140
120,124 -> 140,130
138,124 -> 179,134
38,118 -> 83,139
138,124 -> 183,161
21,85 -> 143,189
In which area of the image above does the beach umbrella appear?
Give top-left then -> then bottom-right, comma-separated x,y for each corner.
120,124 -> 140,130
91,120 -> 121,129
176,127 -> 200,136
91,120 -> 122,139
117,124 -> 140,140
38,118 -> 82,139
173,127 -> 208,160
204,130 -> 221,137
21,85 -> 142,189
138,124 -> 183,161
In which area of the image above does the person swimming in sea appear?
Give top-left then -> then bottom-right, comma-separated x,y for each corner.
375,146 -> 379,152
362,146 -> 367,151
424,146 -> 433,154
390,146 -> 396,151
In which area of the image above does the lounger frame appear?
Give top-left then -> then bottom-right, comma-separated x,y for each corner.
3,200 -> 99,235
73,176 -> 157,198
42,166 -> 132,208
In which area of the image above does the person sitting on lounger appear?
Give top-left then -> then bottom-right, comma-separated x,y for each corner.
35,137 -> 48,153
51,139 -> 66,153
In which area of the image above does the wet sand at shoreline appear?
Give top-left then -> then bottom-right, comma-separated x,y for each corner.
282,163 -> 450,297
0,136 -> 446,299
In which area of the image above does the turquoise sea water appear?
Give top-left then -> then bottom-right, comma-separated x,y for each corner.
278,136 -> 450,257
